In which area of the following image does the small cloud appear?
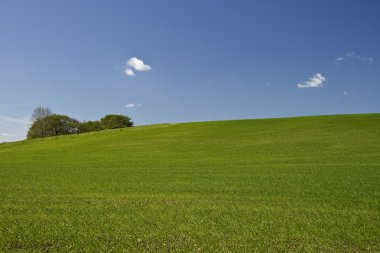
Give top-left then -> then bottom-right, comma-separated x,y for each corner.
1,133 -> 9,136
335,51 -> 374,64
124,68 -> 135,77
125,103 -> 141,108
128,57 -> 152,71
332,90 -> 355,102
124,57 -> 152,77
297,73 -> 326,89
334,57 -> 345,63
264,82 -> 279,87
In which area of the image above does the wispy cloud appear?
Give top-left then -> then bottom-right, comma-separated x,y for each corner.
1,132 -> 9,136
124,68 -> 135,77
335,51 -> 374,64
297,73 -> 326,89
332,90 -> 355,102
335,57 -> 345,63
264,82 -> 280,87
124,57 -> 152,77
0,115 -> 29,125
125,103 -> 141,108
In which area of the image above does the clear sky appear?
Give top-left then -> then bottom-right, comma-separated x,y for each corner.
1,0 -> 379,142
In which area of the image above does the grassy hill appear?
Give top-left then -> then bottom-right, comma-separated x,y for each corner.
1,114 -> 379,252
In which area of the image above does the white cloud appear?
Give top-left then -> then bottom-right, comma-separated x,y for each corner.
1,133 -> 9,136
124,68 -> 135,77
123,57 -> 152,77
335,51 -> 374,64
343,90 -> 348,95
335,57 -> 345,63
126,103 -> 141,108
128,57 -> 152,71
297,73 -> 326,89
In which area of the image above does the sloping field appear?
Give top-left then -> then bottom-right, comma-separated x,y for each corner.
1,114 -> 379,252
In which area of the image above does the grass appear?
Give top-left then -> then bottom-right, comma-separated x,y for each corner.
0,114 -> 379,252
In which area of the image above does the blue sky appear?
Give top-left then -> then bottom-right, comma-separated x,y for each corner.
1,0 -> 379,142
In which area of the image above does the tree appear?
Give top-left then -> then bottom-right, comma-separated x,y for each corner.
78,120 -> 104,133
27,114 -> 79,139
100,114 -> 133,129
30,106 -> 52,123
26,107 -> 134,139
28,106 -> 53,137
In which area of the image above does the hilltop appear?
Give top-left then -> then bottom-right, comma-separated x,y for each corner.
1,114 -> 379,252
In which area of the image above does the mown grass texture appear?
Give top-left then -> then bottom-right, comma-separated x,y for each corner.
0,114 -> 379,252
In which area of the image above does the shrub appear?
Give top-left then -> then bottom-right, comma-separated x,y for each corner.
27,114 -> 79,139
100,114 -> 133,129
78,121 -> 104,133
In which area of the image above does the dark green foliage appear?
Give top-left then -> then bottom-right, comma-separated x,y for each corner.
27,107 -> 133,139
78,120 -> 104,133
100,114 -> 133,129
27,106 -> 53,138
27,114 -> 79,139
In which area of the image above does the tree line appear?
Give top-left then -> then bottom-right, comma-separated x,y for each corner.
27,106 -> 133,139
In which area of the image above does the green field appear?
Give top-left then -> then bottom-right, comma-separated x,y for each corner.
1,114 -> 379,252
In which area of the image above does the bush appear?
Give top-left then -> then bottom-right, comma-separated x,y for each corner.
78,121 -> 104,133
100,114 -> 133,129
27,114 -> 79,139
27,107 -> 134,139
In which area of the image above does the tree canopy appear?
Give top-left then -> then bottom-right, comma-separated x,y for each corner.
30,106 -> 52,123
27,108 -> 133,139
27,114 -> 79,139
78,120 -> 104,133
100,114 -> 133,129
